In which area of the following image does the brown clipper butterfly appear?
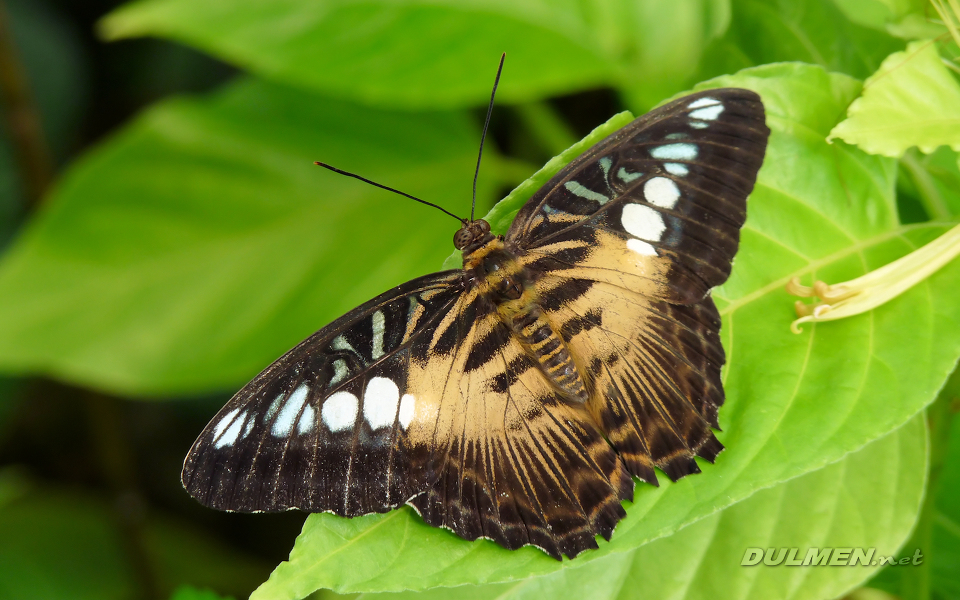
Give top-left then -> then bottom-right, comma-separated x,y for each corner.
182,59 -> 770,559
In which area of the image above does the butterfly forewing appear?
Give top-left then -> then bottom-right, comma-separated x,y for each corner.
512,89 -> 767,301
183,87 -> 770,560
182,271 -> 462,514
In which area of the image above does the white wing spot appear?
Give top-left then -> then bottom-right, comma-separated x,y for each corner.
690,121 -> 709,129
332,335 -> 355,353
364,376 -> 401,430
215,410 -> 246,449
644,177 -> 681,209
322,391 -> 359,432
617,167 -> 643,183
241,418 -> 254,441
371,310 -> 386,360
621,203 -> 666,241
627,238 -> 657,256
265,394 -> 283,422
329,358 -> 349,387
690,104 -> 724,121
598,156 -> 612,185
213,408 -> 240,442
650,143 -> 698,161
663,163 -> 689,177
688,97 -> 721,109
564,181 -> 609,204
297,404 -> 316,435
398,394 -> 416,429
272,383 -> 309,437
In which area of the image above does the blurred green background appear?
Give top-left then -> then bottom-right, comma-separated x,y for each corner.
0,1 -> 959,599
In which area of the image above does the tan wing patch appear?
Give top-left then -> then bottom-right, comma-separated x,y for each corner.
401,289 -> 633,560
537,274 -> 725,484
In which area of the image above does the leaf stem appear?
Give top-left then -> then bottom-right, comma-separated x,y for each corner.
0,0 -> 53,207
900,149 -> 951,221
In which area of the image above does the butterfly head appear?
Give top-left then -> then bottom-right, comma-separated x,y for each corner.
454,219 -> 494,255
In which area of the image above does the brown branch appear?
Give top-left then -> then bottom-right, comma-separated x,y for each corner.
0,0 -> 53,207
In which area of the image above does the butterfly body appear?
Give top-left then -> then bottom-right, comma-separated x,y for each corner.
183,88 -> 770,559
461,232 -> 590,403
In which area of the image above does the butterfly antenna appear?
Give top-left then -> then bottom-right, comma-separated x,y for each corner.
471,53 -> 505,223
314,161 -> 465,224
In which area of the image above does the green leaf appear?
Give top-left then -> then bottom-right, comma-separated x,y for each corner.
829,40 -> 960,157
0,489 -> 136,600
698,0 -> 905,84
98,0 -> 614,109
829,0 -> 947,38
897,146 -> 960,221
349,414 -> 926,600
250,63 -> 960,596
169,587 -> 234,600
931,385 -> 960,599
0,485 -> 273,600
99,0 -> 729,110
0,78 -> 494,395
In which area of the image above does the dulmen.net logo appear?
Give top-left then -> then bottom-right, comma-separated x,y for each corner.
741,548 -> 924,567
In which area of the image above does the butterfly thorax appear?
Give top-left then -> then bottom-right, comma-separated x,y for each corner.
463,232 -> 589,403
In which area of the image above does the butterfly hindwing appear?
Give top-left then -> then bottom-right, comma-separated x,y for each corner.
181,271 -> 463,514
402,297 -> 633,559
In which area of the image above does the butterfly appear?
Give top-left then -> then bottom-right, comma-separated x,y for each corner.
182,85 -> 769,560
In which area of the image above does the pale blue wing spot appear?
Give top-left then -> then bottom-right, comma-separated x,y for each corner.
664,163 -> 689,177
213,408 -> 244,448
564,180 -> 609,204
297,404 -> 316,435
330,358 -> 349,386
371,310 -> 386,360
688,97 -> 721,109
272,383 -> 309,437
617,167 -> 643,183
264,394 -> 283,422
690,105 -> 724,121
651,143 -> 698,161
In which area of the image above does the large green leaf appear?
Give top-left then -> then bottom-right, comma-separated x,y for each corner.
698,0 -> 905,85
0,486 -> 271,600
829,0 -> 947,38
0,79 -> 494,395
866,368 -> 960,600
99,0 -> 729,110
351,414 -> 926,600
249,63 -> 960,596
828,40 -> 960,157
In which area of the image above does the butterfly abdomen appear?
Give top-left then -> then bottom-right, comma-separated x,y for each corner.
466,238 -> 589,403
